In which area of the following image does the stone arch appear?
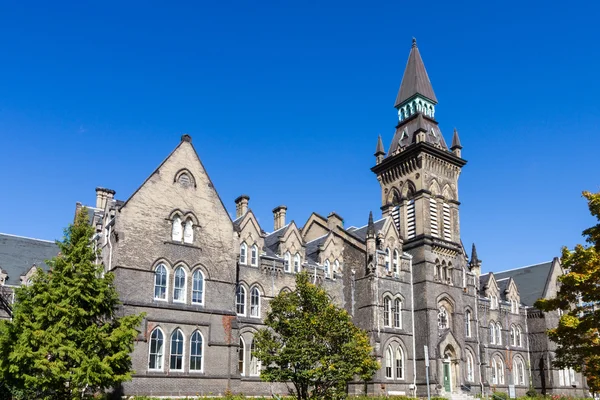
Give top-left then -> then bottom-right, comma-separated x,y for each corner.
402,180 -> 416,199
174,168 -> 197,188
442,184 -> 454,201
387,187 -> 402,206
429,179 -> 441,196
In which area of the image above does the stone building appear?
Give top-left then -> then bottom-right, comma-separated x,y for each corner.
1,39 -> 589,397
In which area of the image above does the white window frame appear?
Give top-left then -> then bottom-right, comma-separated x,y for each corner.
383,296 -> 392,327
170,329 -> 185,371
392,249 -> 399,274
236,285 -> 246,316
154,264 -> 168,301
250,245 -> 258,267
385,346 -> 393,379
395,346 -> 404,380
189,330 -> 204,372
284,252 -> 291,273
465,310 -> 472,337
490,322 -> 496,344
192,269 -> 205,305
294,253 -> 301,273
467,352 -> 474,382
148,327 -> 165,371
333,259 -> 339,279
496,322 -> 502,345
324,259 -> 330,279
240,243 -> 247,265
249,339 -> 261,376
250,287 -> 260,318
173,266 -> 187,303
517,325 -> 522,347
393,298 -> 402,329
239,337 -> 246,376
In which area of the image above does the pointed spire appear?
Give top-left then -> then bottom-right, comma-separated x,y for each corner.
471,243 -> 479,264
395,38 -> 438,107
366,211 -> 375,237
375,135 -> 385,156
451,128 -> 462,150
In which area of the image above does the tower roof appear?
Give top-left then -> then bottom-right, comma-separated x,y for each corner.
451,128 -> 462,150
395,38 -> 438,107
375,135 -> 385,156
471,243 -> 480,264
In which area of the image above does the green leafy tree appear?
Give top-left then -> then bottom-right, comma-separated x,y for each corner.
535,191 -> 600,392
253,272 -> 379,400
0,208 -> 143,399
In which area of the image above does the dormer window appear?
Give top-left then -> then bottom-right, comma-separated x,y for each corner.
324,260 -> 331,279
294,253 -> 301,273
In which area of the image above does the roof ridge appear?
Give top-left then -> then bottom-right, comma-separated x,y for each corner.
494,261 -> 553,274
0,233 -> 56,244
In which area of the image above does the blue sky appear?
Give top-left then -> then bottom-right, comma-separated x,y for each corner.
1,1 -> 599,272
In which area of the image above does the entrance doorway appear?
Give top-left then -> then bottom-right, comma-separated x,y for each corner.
443,360 -> 451,392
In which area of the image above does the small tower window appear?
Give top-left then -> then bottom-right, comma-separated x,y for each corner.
284,252 -> 291,273
384,248 -> 390,272
250,245 -> 258,267
406,199 -> 416,239
392,249 -> 399,274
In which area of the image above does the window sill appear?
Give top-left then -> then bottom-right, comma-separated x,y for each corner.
164,241 -> 202,250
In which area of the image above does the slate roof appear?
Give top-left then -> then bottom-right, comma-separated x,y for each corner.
491,261 -> 554,307
0,234 -> 59,286
305,235 -> 328,263
395,38 -> 438,107
263,224 -> 290,253
346,218 -> 386,241
479,273 -> 491,292
387,113 -> 448,155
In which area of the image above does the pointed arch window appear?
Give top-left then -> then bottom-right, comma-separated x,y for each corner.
236,285 -> 246,316
333,259 -> 339,278
385,346 -> 393,378
238,337 -> 246,376
190,331 -> 203,371
250,339 -> 260,376
395,346 -> 404,379
154,264 -> 168,300
393,298 -> 402,329
384,248 -> 390,272
148,328 -> 164,370
324,260 -> 331,278
438,306 -> 448,329
491,356 -> 504,384
496,322 -> 502,345
172,216 -> 183,242
383,296 -> 392,327
517,325 -> 522,347
250,287 -> 260,318
465,310 -> 472,337
250,245 -> 258,266
294,253 -> 301,273
240,243 -> 247,265
170,329 -> 184,371
392,249 -> 399,274
183,219 -> 193,244
490,322 -> 496,344
173,266 -> 186,302
192,270 -> 204,305
513,358 -> 525,385
284,252 -> 291,273
466,352 -> 475,381
510,325 -> 516,346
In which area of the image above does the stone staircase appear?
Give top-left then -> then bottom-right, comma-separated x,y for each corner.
447,392 -> 477,400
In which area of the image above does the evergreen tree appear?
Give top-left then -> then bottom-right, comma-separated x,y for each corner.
253,272 -> 379,400
0,208 -> 143,399
535,191 -> 600,392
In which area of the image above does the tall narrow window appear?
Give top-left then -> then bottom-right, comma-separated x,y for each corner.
240,243 -> 247,265
324,260 -> 330,278
510,325 -> 516,346
438,306 -> 448,329
393,249 -> 399,274
250,340 -> 260,376
442,203 -> 452,241
385,346 -> 393,378
250,287 -> 260,318
393,298 -> 402,328
430,198 -> 439,237
517,360 -> 525,385
384,248 -> 390,272
154,264 -> 167,300
497,357 -> 505,384
170,329 -> 184,371
284,252 -> 291,273
173,267 -> 186,302
517,326 -> 522,347
496,322 -> 502,345
467,352 -> 474,381
236,285 -> 246,316
465,310 -> 472,337
172,216 -> 183,242
183,219 -> 193,243
406,199 -> 416,239
149,328 -> 164,370
333,259 -> 339,278
192,270 -> 204,305
250,245 -> 258,266
190,331 -> 203,371
490,322 -> 496,344
383,297 -> 391,327
294,253 -> 301,273
238,337 -> 245,375
395,347 -> 404,379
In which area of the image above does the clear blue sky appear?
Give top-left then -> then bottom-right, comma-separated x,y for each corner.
1,1 -> 599,272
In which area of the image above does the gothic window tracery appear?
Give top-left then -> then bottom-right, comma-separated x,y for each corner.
438,306 -> 448,329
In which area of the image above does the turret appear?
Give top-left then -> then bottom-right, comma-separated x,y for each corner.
451,128 -> 463,158
375,135 -> 385,164
469,243 -> 481,277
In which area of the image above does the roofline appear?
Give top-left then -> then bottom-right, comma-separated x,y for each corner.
0,233 -> 56,244
346,217 -> 386,232
494,260 -> 553,275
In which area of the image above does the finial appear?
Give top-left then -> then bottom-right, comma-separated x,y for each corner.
366,211 -> 375,236
451,128 -> 462,150
375,134 -> 385,156
412,37 -> 417,48
181,134 -> 192,143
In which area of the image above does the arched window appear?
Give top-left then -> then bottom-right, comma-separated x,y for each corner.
395,346 -> 404,379
173,266 -> 186,302
183,219 -> 193,244
465,310 -> 472,337
392,250 -> 399,274
154,264 -> 168,300
240,243 -> 247,265
393,298 -> 402,329
250,245 -> 258,266
333,259 -> 340,278
284,252 -> 291,273
466,352 -> 474,381
172,216 -> 183,242
236,285 -> 246,316
170,329 -> 184,371
510,325 -> 516,346
250,339 -> 260,376
192,270 -> 204,305
384,248 -> 390,272
324,260 -> 331,278
250,287 -> 260,318
517,326 -> 522,347
496,357 -> 505,384
148,328 -> 164,370
513,358 -> 525,385
438,306 -> 448,329
385,346 -> 393,378
496,322 -> 502,345
490,322 -> 496,344
383,297 -> 391,327
238,337 -> 245,376
294,253 -> 301,273
190,331 -> 203,371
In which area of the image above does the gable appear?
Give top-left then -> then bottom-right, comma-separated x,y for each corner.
301,213 -> 329,243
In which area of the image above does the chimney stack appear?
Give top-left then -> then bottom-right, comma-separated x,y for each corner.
95,187 -> 116,210
272,205 -> 287,231
234,195 -> 250,219
327,212 -> 344,230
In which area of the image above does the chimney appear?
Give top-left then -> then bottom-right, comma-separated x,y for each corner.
327,212 -> 344,230
95,187 -> 116,210
234,195 -> 250,219
272,205 -> 287,231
